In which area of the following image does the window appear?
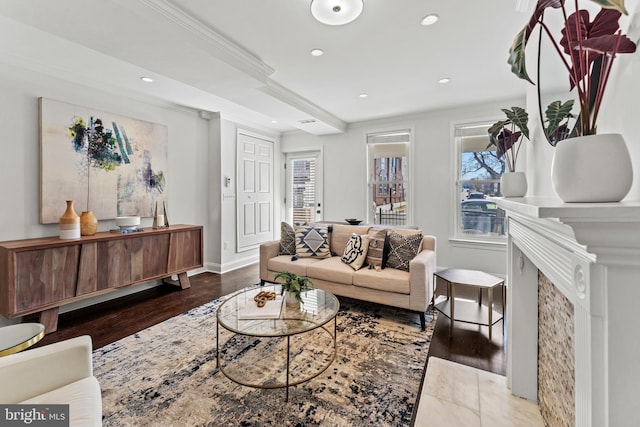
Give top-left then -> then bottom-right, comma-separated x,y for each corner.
367,130 -> 410,226
285,151 -> 322,224
455,122 -> 506,240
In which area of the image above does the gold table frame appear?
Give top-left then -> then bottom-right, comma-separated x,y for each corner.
0,323 -> 45,357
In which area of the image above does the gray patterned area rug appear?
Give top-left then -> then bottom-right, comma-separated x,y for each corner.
93,288 -> 435,426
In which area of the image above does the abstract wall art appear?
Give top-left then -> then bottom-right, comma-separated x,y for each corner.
39,98 -> 168,224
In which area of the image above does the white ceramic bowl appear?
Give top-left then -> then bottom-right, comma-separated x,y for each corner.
115,216 -> 141,229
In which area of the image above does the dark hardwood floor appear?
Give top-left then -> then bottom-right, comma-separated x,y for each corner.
426,312 -> 506,375
34,265 -> 256,349
34,263 -> 506,375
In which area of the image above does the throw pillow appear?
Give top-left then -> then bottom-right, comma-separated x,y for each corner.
341,233 -> 370,271
278,222 -> 296,255
295,225 -> 331,258
366,228 -> 387,269
384,231 -> 423,272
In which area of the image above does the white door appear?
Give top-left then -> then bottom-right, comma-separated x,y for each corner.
285,151 -> 323,224
237,131 -> 274,251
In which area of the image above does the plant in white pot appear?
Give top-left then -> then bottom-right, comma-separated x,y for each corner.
508,0 -> 637,202
488,106 -> 530,197
273,272 -> 312,305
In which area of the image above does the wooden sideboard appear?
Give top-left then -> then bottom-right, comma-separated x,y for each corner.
0,224 -> 203,333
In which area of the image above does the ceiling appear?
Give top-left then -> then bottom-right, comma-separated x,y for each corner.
0,0 -> 539,135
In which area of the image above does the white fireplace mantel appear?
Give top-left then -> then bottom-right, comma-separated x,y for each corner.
493,197 -> 640,427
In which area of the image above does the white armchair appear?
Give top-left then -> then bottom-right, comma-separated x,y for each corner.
0,335 -> 102,426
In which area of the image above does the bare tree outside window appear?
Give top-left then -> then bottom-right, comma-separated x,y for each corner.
457,125 -> 507,239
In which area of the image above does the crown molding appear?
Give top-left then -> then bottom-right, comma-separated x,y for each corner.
138,0 -> 347,135
138,0 -> 275,83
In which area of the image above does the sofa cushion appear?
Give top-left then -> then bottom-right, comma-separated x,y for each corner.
385,231 -> 423,271
278,222 -> 296,255
341,233 -> 370,271
295,225 -> 331,258
307,256 -> 355,284
330,224 -> 371,255
268,255 -> 322,277
21,376 -> 102,427
366,228 -> 387,268
353,267 -> 411,294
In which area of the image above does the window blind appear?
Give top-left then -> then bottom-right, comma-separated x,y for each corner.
288,156 -> 316,225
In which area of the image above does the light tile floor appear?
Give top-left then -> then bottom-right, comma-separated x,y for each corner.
414,357 -> 545,427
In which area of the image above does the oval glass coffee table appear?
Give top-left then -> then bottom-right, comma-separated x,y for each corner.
216,285 -> 339,401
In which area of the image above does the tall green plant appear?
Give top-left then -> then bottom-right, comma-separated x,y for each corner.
488,107 -> 530,172
508,0 -> 636,139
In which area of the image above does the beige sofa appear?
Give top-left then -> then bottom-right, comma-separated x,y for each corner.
0,335 -> 102,426
260,223 -> 436,329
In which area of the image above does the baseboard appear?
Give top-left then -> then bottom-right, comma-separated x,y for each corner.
205,255 -> 258,274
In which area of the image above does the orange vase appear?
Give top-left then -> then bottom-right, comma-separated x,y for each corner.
80,211 -> 98,236
59,200 -> 80,239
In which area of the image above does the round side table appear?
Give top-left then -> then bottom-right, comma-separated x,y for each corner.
0,323 -> 46,357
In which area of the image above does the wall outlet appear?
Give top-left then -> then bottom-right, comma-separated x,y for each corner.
223,241 -> 229,250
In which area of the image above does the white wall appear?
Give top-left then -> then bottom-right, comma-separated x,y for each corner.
0,63 -> 210,237
0,61 -> 211,325
282,99 -> 525,274
595,4 -> 640,201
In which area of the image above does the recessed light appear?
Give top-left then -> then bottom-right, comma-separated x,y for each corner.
359,93 -> 369,98
438,77 -> 450,84
310,48 -> 324,57
271,120 -> 278,123
421,14 -> 439,26
140,76 -> 154,83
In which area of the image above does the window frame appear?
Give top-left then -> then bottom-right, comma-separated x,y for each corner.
451,120 -> 507,245
366,129 -> 413,226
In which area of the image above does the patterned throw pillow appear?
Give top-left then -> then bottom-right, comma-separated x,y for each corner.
295,225 -> 331,258
341,233 -> 370,271
366,229 -> 387,269
278,222 -> 296,255
384,231 -> 423,272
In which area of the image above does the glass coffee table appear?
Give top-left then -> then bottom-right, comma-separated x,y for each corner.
216,284 -> 339,401
0,323 -> 45,357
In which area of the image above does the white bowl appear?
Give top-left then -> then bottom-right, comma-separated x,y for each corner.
115,216 -> 141,229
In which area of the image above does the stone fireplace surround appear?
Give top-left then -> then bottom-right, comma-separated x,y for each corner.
494,197 -> 640,427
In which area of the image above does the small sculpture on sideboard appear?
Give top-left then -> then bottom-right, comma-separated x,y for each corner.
152,201 -> 170,229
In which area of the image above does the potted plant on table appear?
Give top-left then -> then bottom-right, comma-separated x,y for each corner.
507,0 -> 637,202
273,272 -> 313,305
488,106 -> 530,197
